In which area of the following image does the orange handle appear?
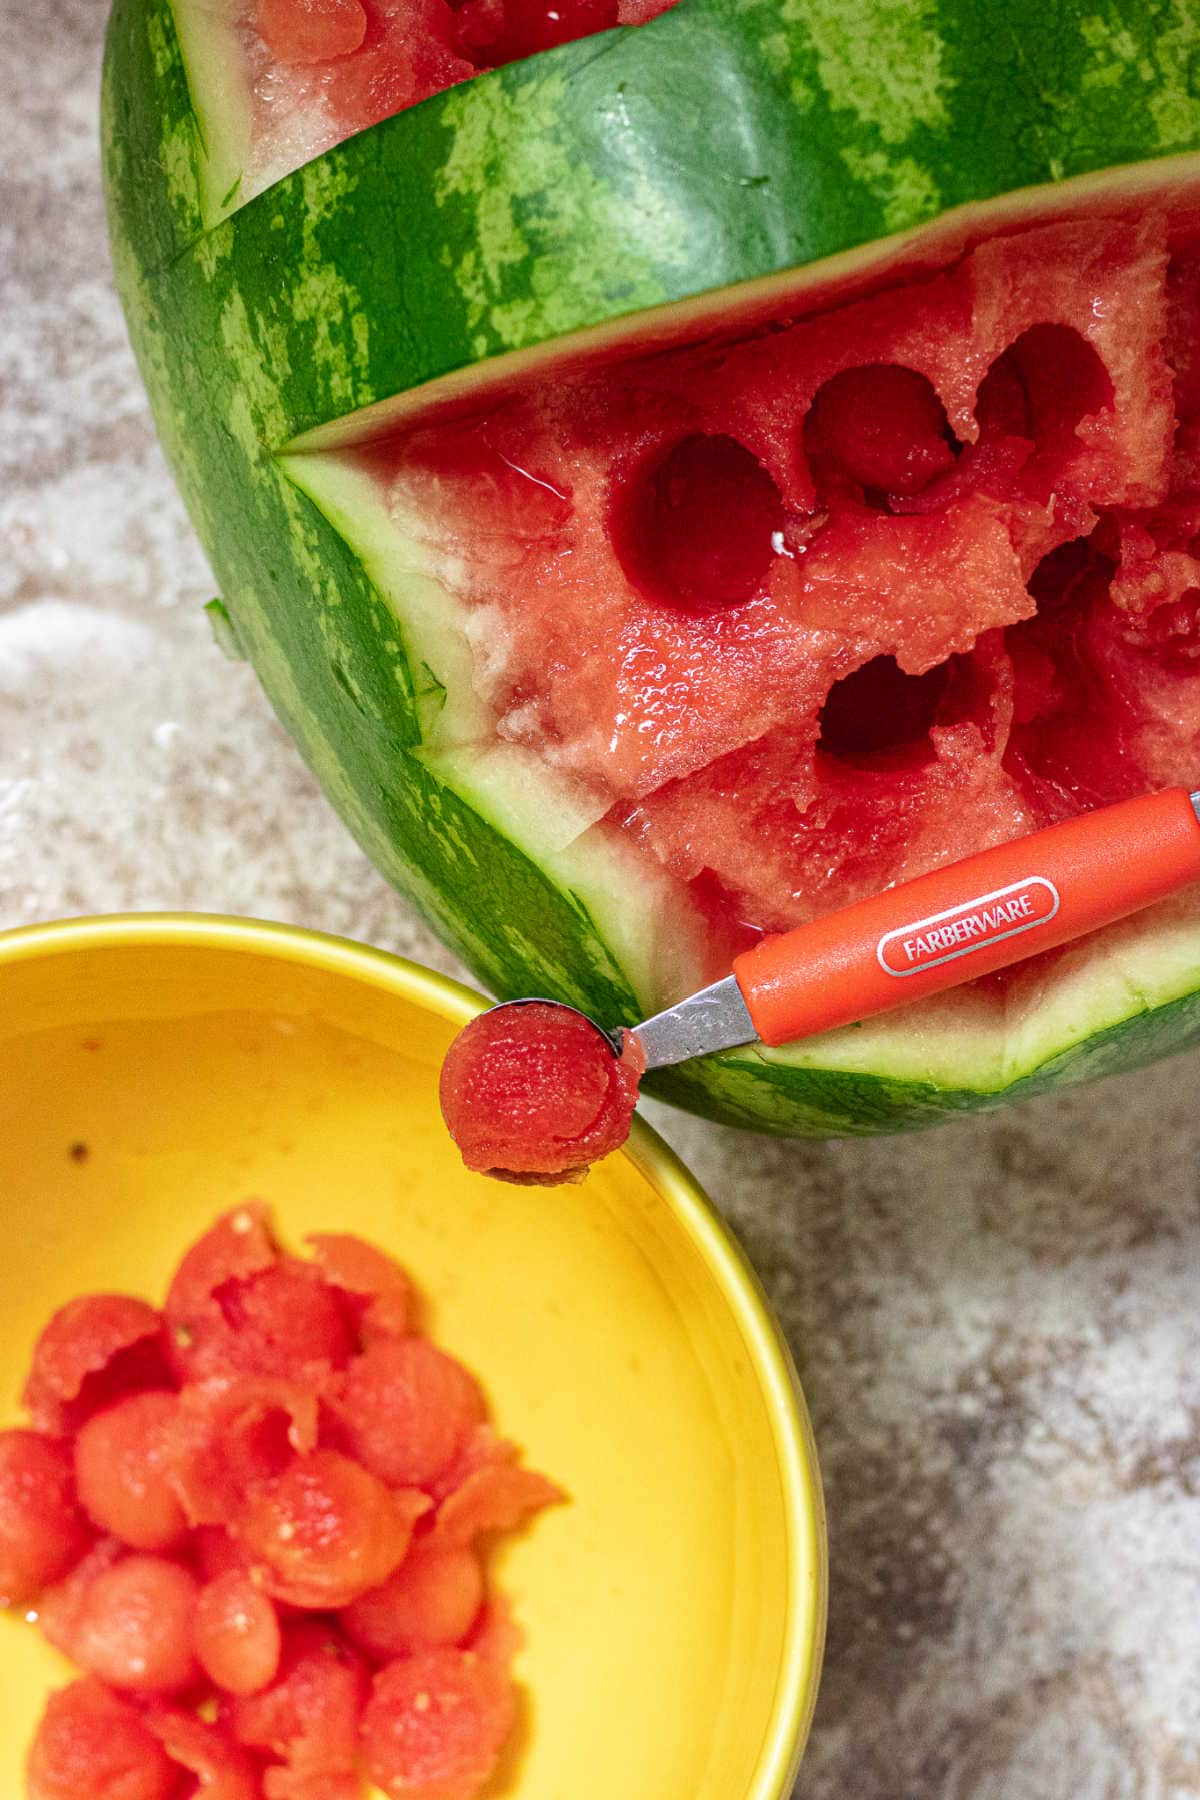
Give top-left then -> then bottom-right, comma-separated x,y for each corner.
733,787 -> 1200,1048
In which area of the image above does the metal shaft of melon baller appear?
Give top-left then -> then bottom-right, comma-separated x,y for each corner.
624,786 -> 1200,1070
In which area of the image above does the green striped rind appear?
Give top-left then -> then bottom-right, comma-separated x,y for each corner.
104,0 -> 1200,1135
102,0 -> 204,274
115,0 -> 1200,441
653,987 -> 1200,1135
104,11 -> 648,1042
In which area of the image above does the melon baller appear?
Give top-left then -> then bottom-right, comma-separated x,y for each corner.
486,786 -> 1200,1067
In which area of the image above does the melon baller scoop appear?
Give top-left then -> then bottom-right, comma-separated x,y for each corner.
486,787 -> 1200,1067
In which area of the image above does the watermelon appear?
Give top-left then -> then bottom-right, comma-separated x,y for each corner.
102,0 -> 1200,1136
17,1212 -> 555,1800
439,1001 -> 644,1181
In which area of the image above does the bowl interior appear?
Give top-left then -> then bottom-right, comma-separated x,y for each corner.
0,919 -> 824,1799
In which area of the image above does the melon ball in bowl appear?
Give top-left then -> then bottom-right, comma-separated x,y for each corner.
0,913 -> 825,1800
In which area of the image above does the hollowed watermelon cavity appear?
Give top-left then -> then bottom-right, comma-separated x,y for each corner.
106,0 -> 1200,1133
288,206 -> 1200,989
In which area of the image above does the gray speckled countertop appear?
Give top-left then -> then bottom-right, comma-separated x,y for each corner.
6,6 -> 1200,1794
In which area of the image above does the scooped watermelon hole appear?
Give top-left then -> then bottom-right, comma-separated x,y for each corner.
1003,537 -> 1138,810
1026,536 -> 1110,616
817,655 -> 950,764
803,363 -> 959,502
335,214 -> 1196,947
611,432 -> 784,612
977,324 -> 1113,454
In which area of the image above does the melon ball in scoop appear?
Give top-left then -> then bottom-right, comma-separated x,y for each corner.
439,1002 -> 644,1184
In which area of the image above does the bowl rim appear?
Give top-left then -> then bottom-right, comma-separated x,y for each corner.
0,910 -> 827,1795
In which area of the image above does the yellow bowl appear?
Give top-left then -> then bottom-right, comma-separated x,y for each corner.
0,914 -> 825,1798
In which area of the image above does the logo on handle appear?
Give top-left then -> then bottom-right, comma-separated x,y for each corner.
876,876 -> 1061,978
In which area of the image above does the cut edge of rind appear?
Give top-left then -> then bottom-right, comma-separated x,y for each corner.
284,151 -> 1200,453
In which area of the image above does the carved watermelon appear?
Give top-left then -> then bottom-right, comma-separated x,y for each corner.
102,0 -> 1200,1133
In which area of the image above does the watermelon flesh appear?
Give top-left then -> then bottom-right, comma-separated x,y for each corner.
439,1001 -> 644,1182
241,0 -> 677,186
322,206 -> 1200,979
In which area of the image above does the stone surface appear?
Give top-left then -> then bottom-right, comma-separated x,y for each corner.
5,4 -> 1200,1794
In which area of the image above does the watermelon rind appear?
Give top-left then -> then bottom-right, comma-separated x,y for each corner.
103,0 -> 1200,1133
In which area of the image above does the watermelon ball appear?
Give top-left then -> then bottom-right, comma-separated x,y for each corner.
194,1569 -> 283,1695
167,1221 -> 351,1384
359,1648 -> 516,1800
25,1679 -> 176,1800
73,1390 -> 188,1552
332,1336 -> 484,1490
0,1429 -> 89,1608
163,1202 -> 277,1381
234,1447 -> 429,1608
209,1256 -> 355,1377
439,1001 -> 644,1183
256,0 -> 369,63
341,1543 -> 486,1660
36,1536 -> 126,1661
230,1619 -> 368,1773
70,1554 -> 201,1694
171,1373 -> 322,1528
22,1293 -> 168,1435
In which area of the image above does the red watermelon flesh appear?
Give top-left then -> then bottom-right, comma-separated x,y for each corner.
242,0 -> 678,179
438,1001 -> 644,1182
349,208 -> 1200,965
